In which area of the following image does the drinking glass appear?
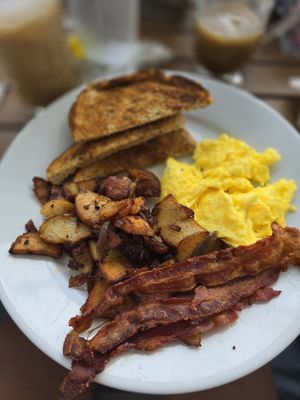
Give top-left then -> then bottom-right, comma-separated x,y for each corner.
193,0 -> 275,78
68,0 -> 140,70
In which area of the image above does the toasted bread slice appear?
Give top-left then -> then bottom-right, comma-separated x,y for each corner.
70,70 -> 212,142
74,128 -> 196,181
47,114 -> 184,185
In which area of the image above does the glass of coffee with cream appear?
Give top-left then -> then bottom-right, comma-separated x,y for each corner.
194,0 -> 275,75
0,0 -> 79,106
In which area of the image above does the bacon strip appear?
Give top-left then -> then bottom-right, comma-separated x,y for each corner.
70,223 -> 299,326
72,269 -> 279,356
60,310 -> 237,400
61,271 -> 280,400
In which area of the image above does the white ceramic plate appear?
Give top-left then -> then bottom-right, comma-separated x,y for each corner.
0,71 -> 300,395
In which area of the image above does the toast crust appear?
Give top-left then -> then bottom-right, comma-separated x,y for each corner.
47,114 -> 184,185
74,128 -> 196,181
70,70 -> 212,142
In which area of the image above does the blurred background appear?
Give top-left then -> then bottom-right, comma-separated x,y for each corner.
1,1 -> 300,400
0,0 -> 300,126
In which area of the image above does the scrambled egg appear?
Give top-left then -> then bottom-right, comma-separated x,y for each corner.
161,134 -> 297,247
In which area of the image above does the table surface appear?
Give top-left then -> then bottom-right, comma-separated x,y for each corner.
0,13 -> 298,400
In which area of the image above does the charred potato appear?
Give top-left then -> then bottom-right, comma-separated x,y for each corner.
176,230 -> 209,261
39,215 -> 91,244
9,232 -> 62,258
100,249 -> 128,283
33,177 -> 51,204
64,179 -> 98,201
75,192 -> 109,227
128,169 -> 161,197
40,199 -> 74,219
99,198 -> 133,224
71,242 -> 95,274
100,176 -> 132,200
88,240 -> 99,262
98,197 -> 146,224
182,333 -> 202,347
130,197 -> 146,214
114,215 -> 154,236
153,194 -> 207,247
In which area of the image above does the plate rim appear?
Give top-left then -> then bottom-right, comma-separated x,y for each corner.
1,69 -> 300,395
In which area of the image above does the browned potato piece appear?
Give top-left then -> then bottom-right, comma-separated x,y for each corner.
191,232 -> 223,256
99,198 -> 133,224
114,215 -> 154,236
71,242 -> 95,274
64,179 -> 98,200
176,230 -> 209,261
130,196 -> 146,214
40,199 -> 74,219
76,179 -> 97,193
153,194 -> 207,247
80,279 -> 108,313
63,181 -> 78,199
100,176 -> 132,200
39,215 -> 91,244
100,249 -> 128,283
88,240 -> 98,262
49,184 -> 64,200
98,197 -> 145,224
128,169 -> 161,197
9,232 -> 62,258
144,235 -> 170,255
33,177 -> 51,204
182,333 -> 202,347
75,192 -> 109,227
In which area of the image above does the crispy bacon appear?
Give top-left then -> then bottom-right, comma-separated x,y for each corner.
60,310 -> 237,400
69,273 -> 90,288
72,269 -> 279,356
70,223 -> 299,323
247,287 -> 281,303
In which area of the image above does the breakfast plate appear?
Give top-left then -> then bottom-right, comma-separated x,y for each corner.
0,71 -> 300,395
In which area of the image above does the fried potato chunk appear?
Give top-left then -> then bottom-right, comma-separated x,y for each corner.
99,198 -> 133,224
98,197 -> 145,224
40,199 -> 74,219
176,230 -> 209,261
100,176 -> 132,200
153,194 -> 207,247
33,177 -> 51,204
114,215 -> 154,236
71,242 -> 95,274
63,179 -> 98,200
100,249 -> 128,283
39,215 -> 91,244
75,192 -> 109,227
128,168 -> 161,197
88,240 -> 99,262
182,333 -> 202,347
9,232 -> 62,258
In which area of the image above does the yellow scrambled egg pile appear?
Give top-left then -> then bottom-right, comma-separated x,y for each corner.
161,134 -> 297,247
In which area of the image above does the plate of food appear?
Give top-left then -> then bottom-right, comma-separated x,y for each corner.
0,70 -> 299,400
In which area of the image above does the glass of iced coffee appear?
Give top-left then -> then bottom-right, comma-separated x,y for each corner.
194,0 -> 275,76
0,0 -> 79,106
